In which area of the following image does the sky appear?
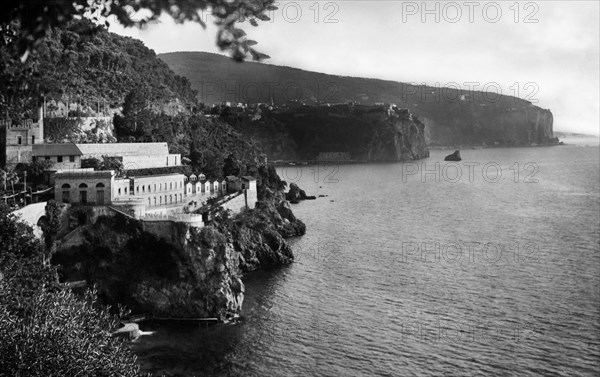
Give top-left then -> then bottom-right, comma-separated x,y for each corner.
109,0 -> 600,135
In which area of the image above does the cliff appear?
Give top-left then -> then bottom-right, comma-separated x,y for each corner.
229,105 -> 429,161
414,102 -> 558,147
159,51 -> 558,148
52,181 -> 304,321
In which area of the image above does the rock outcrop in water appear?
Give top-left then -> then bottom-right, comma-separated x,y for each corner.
444,150 -> 462,161
285,183 -> 316,203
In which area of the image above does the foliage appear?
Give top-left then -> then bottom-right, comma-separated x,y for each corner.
0,203 -> 140,376
40,200 -> 62,250
102,156 -> 124,176
19,159 -> 54,186
1,0 -> 276,62
81,157 -> 102,170
81,156 -> 124,175
223,153 -> 242,177
1,19 -> 198,117
0,288 -> 139,377
44,117 -> 83,142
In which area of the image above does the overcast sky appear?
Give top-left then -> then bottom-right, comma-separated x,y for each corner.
110,0 -> 600,135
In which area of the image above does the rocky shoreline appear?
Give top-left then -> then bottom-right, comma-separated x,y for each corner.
52,168 -> 306,322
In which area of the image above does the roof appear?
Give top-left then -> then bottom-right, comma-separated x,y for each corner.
32,142 -> 172,158
226,175 -> 240,181
242,176 -> 257,181
33,143 -> 82,156
76,142 -> 169,157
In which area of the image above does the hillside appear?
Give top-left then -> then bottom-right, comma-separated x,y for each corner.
159,51 -> 558,147
1,20 -> 198,118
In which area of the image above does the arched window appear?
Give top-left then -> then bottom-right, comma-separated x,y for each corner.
142,185 -> 145,193
61,184 -> 71,203
95,183 -> 105,205
79,183 -> 88,204
118,188 -> 122,195
17,136 -> 22,145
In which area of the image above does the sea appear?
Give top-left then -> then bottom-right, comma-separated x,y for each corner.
134,138 -> 600,376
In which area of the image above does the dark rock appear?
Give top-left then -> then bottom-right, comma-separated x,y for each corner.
285,183 -> 315,203
444,150 -> 462,161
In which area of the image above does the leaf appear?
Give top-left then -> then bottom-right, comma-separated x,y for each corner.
249,18 -> 258,27
231,28 -> 246,38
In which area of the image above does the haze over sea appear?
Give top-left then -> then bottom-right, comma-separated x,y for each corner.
135,140 -> 600,376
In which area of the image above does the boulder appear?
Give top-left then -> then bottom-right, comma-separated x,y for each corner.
444,150 -> 462,161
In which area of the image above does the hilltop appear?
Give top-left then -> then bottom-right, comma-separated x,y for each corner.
1,20 -> 198,117
159,51 -> 558,147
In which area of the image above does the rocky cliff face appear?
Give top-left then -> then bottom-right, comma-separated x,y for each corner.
414,103 -> 557,147
52,191 -> 305,321
228,105 -> 429,162
364,110 -> 430,161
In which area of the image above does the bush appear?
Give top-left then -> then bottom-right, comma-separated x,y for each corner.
0,204 -> 140,376
0,288 -> 139,377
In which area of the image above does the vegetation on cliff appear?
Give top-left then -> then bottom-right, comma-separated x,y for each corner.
1,19 -> 198,117
0,204 -> 139,376
227,105 -> 429,161
160,51 -> 557,147
53,214 -> 245,321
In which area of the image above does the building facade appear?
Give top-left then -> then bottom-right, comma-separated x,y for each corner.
33,142 -> 181,171
0,108 -> 44,168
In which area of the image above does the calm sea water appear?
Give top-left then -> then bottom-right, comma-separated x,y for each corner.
134,141 -> 600,376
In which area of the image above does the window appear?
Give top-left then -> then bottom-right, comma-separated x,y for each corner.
57,156 -> 63,163
142,185 -> 145,193
118,188 -> 121,195
61,184 -> 71,203
170,182 -> 172,190
69,155 -> 75,162
166,157 -> 169,166
154,184 -> 156,191
17,136 -> 22,145
148,185 -> 151,193
96,183 -> 105,205
136,186 -> 139,193
31,135 -> 35,144
79,183 -> 88,204
45,156 -> 50,161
